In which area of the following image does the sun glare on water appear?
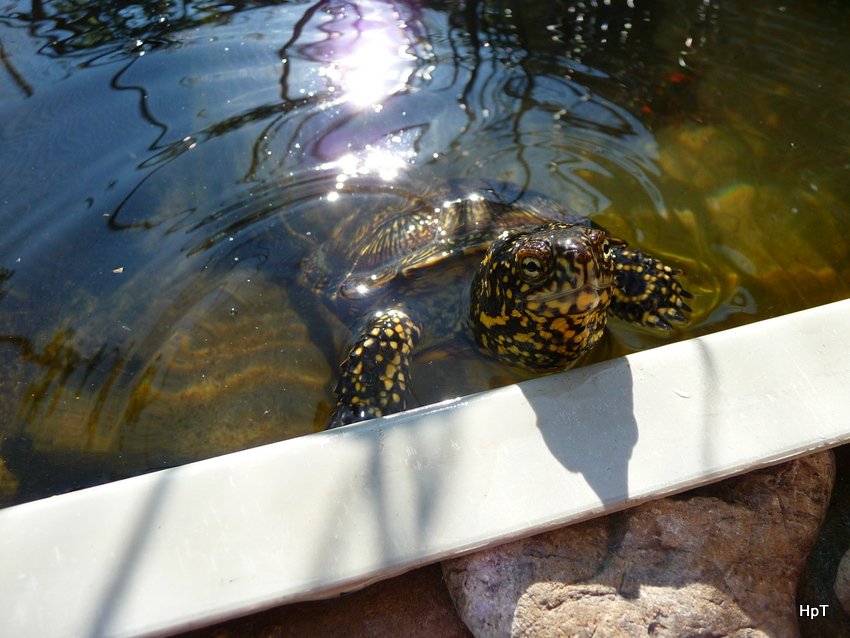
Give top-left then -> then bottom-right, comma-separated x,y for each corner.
319,21 -> 416,108
304,0 -> 418,109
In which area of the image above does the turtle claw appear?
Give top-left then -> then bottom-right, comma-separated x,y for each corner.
649,306 -> 688,331
610,247 -> 692,330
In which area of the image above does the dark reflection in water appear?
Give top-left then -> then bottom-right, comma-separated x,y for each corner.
1,0 -> 849,504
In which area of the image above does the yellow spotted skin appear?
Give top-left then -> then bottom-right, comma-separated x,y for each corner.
609,247 -> 691,329
329,309 -> 420,428
320,182 -> 691,428
469,223 -> 691,370
470,222 -> 616,370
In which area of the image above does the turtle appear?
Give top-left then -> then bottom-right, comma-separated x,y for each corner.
300,179 -> 691,428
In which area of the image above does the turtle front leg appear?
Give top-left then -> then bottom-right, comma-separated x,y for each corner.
610,247 -> 693,330
328,309 -> 421,428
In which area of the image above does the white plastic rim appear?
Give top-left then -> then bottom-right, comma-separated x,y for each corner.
1,298 -> 849,638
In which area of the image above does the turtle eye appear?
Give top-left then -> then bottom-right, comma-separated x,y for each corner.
516,241 -> 551,283
601,240 -> 613,260
520,256 -> 544,280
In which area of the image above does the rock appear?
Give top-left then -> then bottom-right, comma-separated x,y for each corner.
0,265 -> 340,505
797,444 -> 850,638
835,551 -> 850,616
443,452 -> 835,638
657,124 -> 753,193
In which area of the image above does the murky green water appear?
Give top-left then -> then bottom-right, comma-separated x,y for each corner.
1,0 -> 849,505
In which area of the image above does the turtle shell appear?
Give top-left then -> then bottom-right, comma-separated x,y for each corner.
302,179 -> 587,302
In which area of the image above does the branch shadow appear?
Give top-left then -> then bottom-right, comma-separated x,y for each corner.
86,471 -> 175,638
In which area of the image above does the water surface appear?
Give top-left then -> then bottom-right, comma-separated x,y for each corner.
1,0 -> 849,504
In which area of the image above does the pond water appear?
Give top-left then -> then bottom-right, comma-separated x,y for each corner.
1,0 -> 848,505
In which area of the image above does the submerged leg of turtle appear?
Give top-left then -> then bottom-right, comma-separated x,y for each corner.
327,219 -> 691,429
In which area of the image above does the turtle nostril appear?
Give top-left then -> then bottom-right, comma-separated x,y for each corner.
587,229 -> 606,243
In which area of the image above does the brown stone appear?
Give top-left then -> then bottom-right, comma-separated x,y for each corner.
834,551 -> 850,616
443,452 -> 835,638
657,124 -> 752,193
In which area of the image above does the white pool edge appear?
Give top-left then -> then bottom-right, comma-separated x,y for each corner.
1,299 -> 849,638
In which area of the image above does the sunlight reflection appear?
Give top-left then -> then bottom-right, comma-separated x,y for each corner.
321,138 -> 415,198
318,11 -> 416,107
332,144 -> 412,180
292,0 -> 418,109
277,0 -> 424,185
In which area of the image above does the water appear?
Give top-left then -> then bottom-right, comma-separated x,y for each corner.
1,0 -> 848,505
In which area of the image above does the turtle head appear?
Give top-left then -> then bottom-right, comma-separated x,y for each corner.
470,221 -> 617,370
